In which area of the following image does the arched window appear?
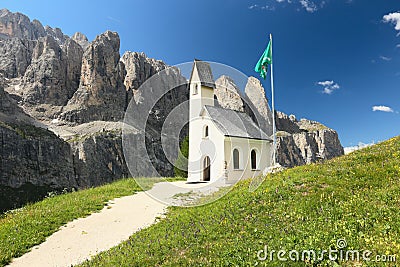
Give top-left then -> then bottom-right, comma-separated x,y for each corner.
204,125 -> 209,138
251,149 -> 257,170
233,148 -> 240,170
193,83 -> 198,95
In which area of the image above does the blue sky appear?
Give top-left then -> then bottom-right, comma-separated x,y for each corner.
2,0 -> 400,147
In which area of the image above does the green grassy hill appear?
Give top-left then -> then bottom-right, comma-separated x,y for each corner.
0,178 -> 181,266
1,137 -> 399,266
79,136 -> 400,266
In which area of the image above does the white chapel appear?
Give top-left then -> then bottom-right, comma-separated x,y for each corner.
187,59 -> 272,183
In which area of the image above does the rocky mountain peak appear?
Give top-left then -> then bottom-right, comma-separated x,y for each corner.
214,75 -> 244,112
297,118 -> 329,132
80,30 -> 122,89
72,32 -> 90,50
275,111 -> 301,134
213,75 -> 344,167
0,8 -> 46,40
121,51 -> 167,92
274,110 -> 344,166
94,30 -> 120,53
245,76 -> 266,98
60,30 -> 126,123
0,9 -> 69,46
216,74 -> 235,84
44,25 -> 68,45
0,10 -> 345,212
244,76 -> 273,135
15,35 -> 83,111
0,8 -> 10,16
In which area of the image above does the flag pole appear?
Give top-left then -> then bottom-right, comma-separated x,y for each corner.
270,33 -> 277,166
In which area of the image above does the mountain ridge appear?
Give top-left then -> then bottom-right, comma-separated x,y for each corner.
0,9 -> 344,212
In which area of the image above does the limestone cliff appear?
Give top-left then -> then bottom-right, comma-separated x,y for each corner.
0,123 -> 77,212
72,32 -> 90,51
0,38 -> 35,78
0,9 -> 344,212
0,10 -> 190,212
215,75 -> 344,167
0,82 -> 77,212
276,114 -> 344,167
20,36 -> 83,106
244,77 -> 273,136
60,31 -> 127,123
69,127 -> 130,188
215,75 -> 244,112
121,51 -> 167,91
0,8 -> 46,41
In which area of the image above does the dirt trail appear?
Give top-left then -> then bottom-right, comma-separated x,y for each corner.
7,180 -> 228,267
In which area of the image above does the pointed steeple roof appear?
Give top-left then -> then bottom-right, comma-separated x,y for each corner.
189,59 -> 216,89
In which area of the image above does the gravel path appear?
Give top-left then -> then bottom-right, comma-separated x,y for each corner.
7,180 -> 228,267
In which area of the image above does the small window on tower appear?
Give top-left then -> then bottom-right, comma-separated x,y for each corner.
204,125 -> 209,138
193,83 -> 198,95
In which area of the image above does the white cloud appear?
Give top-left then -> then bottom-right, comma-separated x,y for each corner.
331,84 -> 340,89
265,0 -> 325,12
317,80 -> 334,86
396,44 -> 400,48
383,12 -> 400,31
275,0 -> 293,3
380,55 -> 392,61
317,80 -> 340,94
248,4 -> 275,11
299,0 -> 318,13
372,105 -> 394,112
344,142 -> 374,155
263,5 -> 275,10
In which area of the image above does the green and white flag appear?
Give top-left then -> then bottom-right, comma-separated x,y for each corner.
254,40 -> 272,79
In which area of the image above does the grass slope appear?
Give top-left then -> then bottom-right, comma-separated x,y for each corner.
0,178 -> 177,266
80,136 -> 400,266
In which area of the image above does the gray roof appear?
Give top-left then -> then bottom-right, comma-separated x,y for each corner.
203,106 -> 271,141
190,59 -> 216,88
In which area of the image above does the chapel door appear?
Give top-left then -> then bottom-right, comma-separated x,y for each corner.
203,156 -> 211,181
